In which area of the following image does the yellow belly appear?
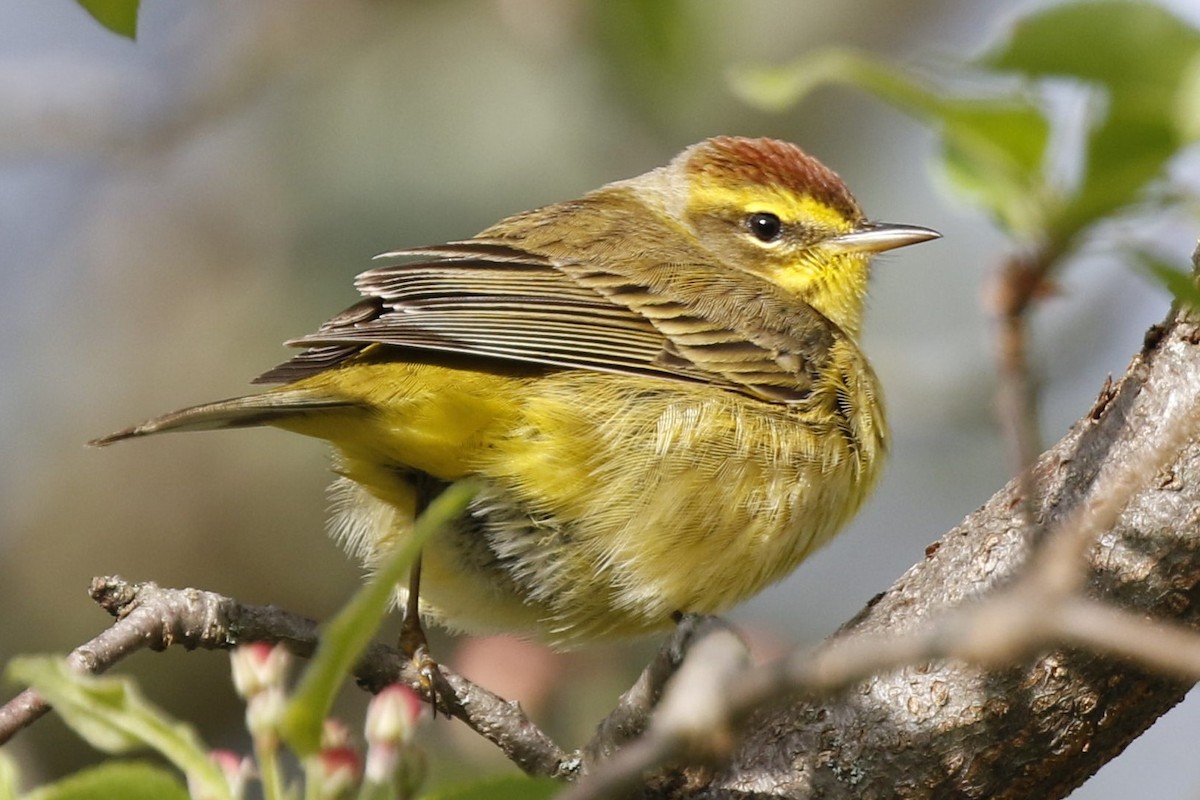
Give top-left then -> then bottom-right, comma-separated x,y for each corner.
276,355 -> 885,647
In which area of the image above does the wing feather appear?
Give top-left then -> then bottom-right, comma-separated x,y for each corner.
257,198 -> 842,404
257,242 -> 709,385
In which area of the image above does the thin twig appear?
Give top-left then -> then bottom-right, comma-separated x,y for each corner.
993,254 -> 1048,467
991,251 -> 1057,540
583,614 -> 737,768
1053,598 -> 1200,681
563,628 -> 751,800
0,577 -> 576,778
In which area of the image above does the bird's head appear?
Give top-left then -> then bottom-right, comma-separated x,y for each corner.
649,136 -> 938,338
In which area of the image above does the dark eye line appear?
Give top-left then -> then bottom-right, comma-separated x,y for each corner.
745,211 -> 783,243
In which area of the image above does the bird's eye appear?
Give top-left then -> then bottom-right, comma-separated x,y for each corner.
746,212 -> 783,243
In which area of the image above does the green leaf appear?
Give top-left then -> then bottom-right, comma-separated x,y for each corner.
1135,251 -> 1200,308
981,1 -> 1200,242
732,2 -> 1200,248
1176,53 -> 1200,142
423,775 -> 562,800
931,96 -> 1052,236
75,0 -> 140,39
7,658 -> 230,800
1054,114 -> 1178,241
982,1 -> 1200,112
281,480 -> 479,755
593,0 -> 709,125
25,762 -> 189,800
0,751 -> 18,800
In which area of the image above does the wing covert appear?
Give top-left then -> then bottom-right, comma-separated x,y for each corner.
257,208 -> 844,405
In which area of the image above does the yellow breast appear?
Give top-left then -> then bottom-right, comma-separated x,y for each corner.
276,349 -> 885,647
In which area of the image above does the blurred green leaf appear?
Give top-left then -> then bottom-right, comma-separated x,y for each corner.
932,98 -> 1052,236
423,774 -> 562,800
0,752 -> 17,800
1177,53 -> 1200,142
25,762 -> 189,800
7,657 -> 229,800
75,0 -> 139,39
729,51 -> 851,114
1055,115 -> 1178,240
281,480 -> 478,755
593,0 -> 707,127
1135,251 -> 1200,308
982,1 -> 1200,111
982,1 -> 1200,241
595,0 -> 694,76
733,1 -> 1200,252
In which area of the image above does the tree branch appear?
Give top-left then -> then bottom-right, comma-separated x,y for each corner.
0,577 -> 578,779
583,615 -> 743,768
656,284 -> 1200,797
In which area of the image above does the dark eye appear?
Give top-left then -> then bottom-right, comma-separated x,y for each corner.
746,212 -> 782,243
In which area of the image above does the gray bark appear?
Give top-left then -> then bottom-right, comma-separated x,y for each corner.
657,306 -> 1200,797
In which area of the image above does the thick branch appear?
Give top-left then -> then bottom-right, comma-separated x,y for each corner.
658,308 -> 1200,797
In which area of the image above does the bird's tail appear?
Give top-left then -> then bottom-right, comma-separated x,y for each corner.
89,388 -> 354,447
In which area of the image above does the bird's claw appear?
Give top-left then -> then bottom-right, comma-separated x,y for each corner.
400,616 -> 444,717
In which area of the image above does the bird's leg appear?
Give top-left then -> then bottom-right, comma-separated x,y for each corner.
399,553 -> 442,714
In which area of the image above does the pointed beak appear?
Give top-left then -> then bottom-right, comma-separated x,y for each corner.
824,222 -> 941,254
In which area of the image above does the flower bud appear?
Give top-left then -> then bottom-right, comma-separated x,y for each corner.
230,643 -> 291,700
364,684 -> 424,784
246,686 -> 287,741
312,746 -> 362,800
365,684 -> 423,748
321,719 -> 352,750
188,749 -> 253,800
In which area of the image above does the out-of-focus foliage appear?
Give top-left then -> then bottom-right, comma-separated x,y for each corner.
1136,253 -> 1200,309
1,752 -> 18,800
733,0 -> 1200,300
74,0 -> 139,39
982,1 -> 1200,244
7,658 -> 224,798
23,762 -> 189,800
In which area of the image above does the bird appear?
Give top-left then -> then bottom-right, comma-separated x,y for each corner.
92,136 -> 939,650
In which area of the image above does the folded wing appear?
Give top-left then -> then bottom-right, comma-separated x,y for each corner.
258,233 -> 838,406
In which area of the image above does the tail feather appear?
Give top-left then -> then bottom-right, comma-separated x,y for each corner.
89,389 -> 354,447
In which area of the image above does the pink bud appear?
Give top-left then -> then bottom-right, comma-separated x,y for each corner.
365,684 -> 424,748
313,746 -> 363,799
230,643 -> 292,699
246,686 -> 287,740
364,684 -> 424,784
322,719 -> 352,750
188,749 -> 253,800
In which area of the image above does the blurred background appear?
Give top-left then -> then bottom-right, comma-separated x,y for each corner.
2,0 -> 1198,796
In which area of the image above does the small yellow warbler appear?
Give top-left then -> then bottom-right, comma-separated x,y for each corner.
94,137 -> 938,648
